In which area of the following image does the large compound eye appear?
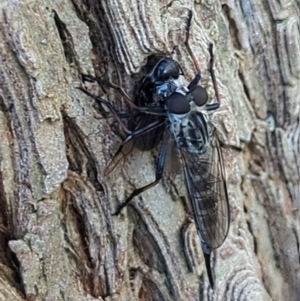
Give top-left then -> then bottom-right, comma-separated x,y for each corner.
190,85 -> 208,106
166,93 -> 190,114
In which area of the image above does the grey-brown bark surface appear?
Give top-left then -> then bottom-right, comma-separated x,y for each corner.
0,0 -> 299,300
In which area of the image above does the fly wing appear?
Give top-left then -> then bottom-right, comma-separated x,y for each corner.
105,113 -> 165,175
180,136 -> 230,249
127,113 -> 165,151
104,139 -> 135,175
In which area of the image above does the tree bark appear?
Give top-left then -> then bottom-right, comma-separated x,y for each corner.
0,0 -> 299,301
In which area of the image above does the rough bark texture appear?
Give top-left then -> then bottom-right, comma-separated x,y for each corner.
0,0 -> 299,301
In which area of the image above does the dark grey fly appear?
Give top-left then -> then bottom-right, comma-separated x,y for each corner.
80,11 -> 230,289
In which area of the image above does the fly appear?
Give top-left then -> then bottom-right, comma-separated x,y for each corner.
80,11 -> 230,289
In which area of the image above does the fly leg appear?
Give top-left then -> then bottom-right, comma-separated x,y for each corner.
79,86 -> 132,134
80,84 -> 166,131
208,44 -> 221,104
184,10 -> 202,91
184,11 -> 221,107
105,119 -> 165,175
82,74 -> 138,109
113,131 -> 170,215
82,74 -> 166,115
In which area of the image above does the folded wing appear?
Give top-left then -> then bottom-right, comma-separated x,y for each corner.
180,137 -> 230,249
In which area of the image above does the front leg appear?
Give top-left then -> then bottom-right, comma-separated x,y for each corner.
113,130 -> 171,215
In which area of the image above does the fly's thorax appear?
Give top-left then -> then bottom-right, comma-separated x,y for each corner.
183,111 -> 214,154
167,112 -> 186,139
168,110 -> 214,154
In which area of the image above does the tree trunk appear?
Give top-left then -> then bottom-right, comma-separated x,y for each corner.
0,0 -> 299,300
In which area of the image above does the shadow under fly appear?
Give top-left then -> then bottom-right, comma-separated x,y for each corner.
80,11 -> 230,289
